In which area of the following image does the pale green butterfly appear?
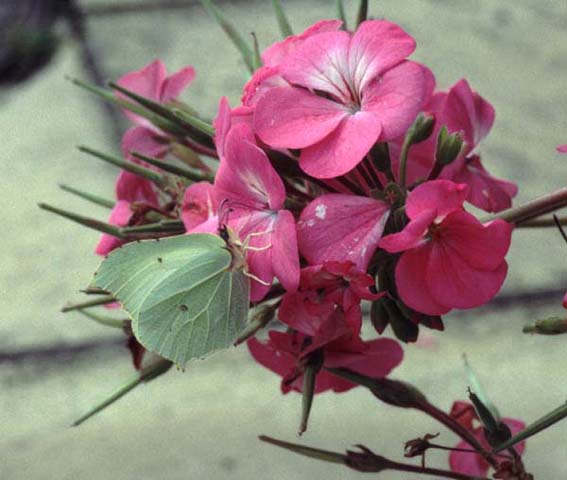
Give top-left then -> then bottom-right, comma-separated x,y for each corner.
92,226 -> 263,367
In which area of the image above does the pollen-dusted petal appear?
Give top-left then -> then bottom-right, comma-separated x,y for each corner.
348,20 -> 416,93
362,60 -> 429,141
395,245 -> 451,316
254,86 -> 348,149
379,209 -> 436,253
299,111 -> 382,178
298,194 -> 390,270
427,240 -> 508,310
160,66 -> 195,103
280,30 -> 352,101
405,180 -> 469,220
272,210 -> 300,293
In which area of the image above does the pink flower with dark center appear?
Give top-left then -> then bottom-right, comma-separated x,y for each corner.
254,20 -> 429,179
247,328 -> 403,394
95,171 -> 158,255
448,401 -> 526,477
297,193 -> 390,271
379,180 -> 513,315
117,59 -> 195,160
213,124 -> 300,301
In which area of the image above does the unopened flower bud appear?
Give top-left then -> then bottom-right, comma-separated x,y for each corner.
436,126 -> 464,166
407,113 -> 436,145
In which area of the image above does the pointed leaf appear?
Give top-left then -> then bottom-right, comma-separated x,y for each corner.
59,184 -> 115,209
92,233 -> 250,366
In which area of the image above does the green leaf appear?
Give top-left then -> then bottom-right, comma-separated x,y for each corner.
198,0 -> 254,72
271,0 -> 293,37
92,233 -> 250,366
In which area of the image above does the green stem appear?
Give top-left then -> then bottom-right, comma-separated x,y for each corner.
62,296 -> 116,312
484,187 -> 567,225
355,0 -> 368,28
271,0 -> 293,37
130,151 -> 214,183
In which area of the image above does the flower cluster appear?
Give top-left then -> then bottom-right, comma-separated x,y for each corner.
95,19 -> 516,388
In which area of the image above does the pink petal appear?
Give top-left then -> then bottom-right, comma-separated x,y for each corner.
395,246 -> 451,316
298,194 -> 390,271
440,211 -> 513,271
117,59 -> 166,126
449,439 -> 489,477
349,20 -> 416,93
241,66 -> 286,107
325,338 -> 404,378
261,19 -> 343,67
379,209 -> 437,253
501,417 -> 526,455
446,155 -> 518,213
247,335 -> 296,381
563,291 -> 567,309
299,111 -> 382,178
160,66 -> 195,103
272,210 -> 300,293
115,171 -> 158,204
121,125 -> 169,161
362,61 -> 429,141
405,180 -> 468,220
181,181 -> 217,232
215,124 -> 285,210
95,201 -> 132,255
212,97 -> 254,158
280,30 -> 352,102
557,144 -> 567,153
254,86 -> 348,149
427,241 -> 508,309
440,78 -> 495,150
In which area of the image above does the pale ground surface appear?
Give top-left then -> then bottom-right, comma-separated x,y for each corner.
1,0 -> 567,479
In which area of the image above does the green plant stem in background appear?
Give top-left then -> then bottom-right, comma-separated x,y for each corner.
59,183 -> 114,209
271,0 -> 293,37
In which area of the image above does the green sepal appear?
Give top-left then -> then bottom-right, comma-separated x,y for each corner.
271,0 -> 293,37
130,151 -> 214,183
72,358 -> 172,426
59,184 -> 114,209
259,436 -> 346,465
493,401 -> 567,453
78,145 -> 166,187
198,0 -> 254,72
356,0 -> 369,28
299,350 -> 324,435
336,0 -> 347,29
61,296 -> 116,313
39,203 -> 125,239
398,114 -> 436,187
76,309 -> 127,329
436,126 -> 464,167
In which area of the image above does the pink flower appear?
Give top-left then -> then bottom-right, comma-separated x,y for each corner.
213,124 -> 300,301
449,401 -> 526,477
247,329 -> 403,394
379,180 -> 513,315
254,20 -> 429,178
563,291 -> 567,310
393,79 -> 517,212
117,59 -> 195,160
297,193 -> 390,271
212,97 -> 253,158
95,171 -> 158,255
557,144 -> 567,153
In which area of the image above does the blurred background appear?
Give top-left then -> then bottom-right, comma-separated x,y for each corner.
1,0 -> 566,478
